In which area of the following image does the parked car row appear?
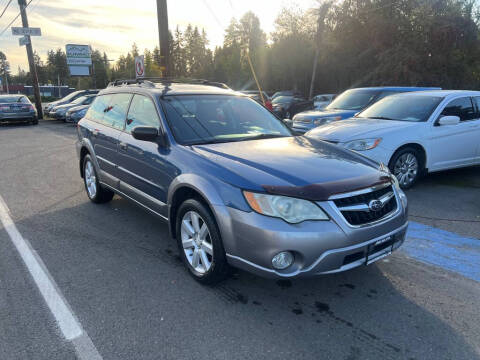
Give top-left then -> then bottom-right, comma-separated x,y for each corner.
291,87 -> 440,133
306,90 -> 480,188
44,89 -> 99,121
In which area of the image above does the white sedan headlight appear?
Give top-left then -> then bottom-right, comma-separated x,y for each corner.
344,138 -> 382,151
243,191 -> 328,223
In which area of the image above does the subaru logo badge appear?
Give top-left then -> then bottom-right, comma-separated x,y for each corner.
369,199 -> 383,212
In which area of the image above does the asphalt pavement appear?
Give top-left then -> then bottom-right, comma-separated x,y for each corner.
0,120 -> 479,360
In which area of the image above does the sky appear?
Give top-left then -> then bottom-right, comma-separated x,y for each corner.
0,0 -> 317,74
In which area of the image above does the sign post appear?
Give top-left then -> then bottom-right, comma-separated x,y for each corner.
135,56 -> 145,79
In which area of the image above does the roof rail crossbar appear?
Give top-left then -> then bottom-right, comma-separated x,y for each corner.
107,78 -> 230,89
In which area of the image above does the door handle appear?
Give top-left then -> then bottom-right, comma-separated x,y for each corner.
119,142 -> 128,151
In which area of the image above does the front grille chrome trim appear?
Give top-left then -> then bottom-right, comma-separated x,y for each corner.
328,182 -> 391,200
328,184 -> 401,228
337,191 -> 394,212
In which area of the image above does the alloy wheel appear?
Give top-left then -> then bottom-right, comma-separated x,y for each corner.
180,211 -> 213,274
84,160 -> 97,199
393,153 -> 418,187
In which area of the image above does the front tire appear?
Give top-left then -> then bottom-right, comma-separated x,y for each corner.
176,199 -> 229,284
389,147 -> 423,189
83,154 -> 114,203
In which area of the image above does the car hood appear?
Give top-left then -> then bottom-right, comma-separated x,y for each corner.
192,136 -> 391,201
295,109 -> 357,120
306,118 -> 419,142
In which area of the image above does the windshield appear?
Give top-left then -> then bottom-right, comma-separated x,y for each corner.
71,96 -> 88,105
0,96 -> 24,103
357,95 -> 443,122
272,96 -> 293,104
326,89 -> 378,110
161,95 -> 292,145
61,91 -> 82,102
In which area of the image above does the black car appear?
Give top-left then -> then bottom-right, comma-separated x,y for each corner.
271,95 -> 313,119
0,95 -> 38,125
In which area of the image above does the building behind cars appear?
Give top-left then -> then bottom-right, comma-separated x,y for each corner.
306,90 -> 480,188
76,78 -> 408,285
292,86 -> 440,133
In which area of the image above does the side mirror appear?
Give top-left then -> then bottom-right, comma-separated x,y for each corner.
438,115 -> 460,126
131,126 -> 159,142
282,118 -> 293,127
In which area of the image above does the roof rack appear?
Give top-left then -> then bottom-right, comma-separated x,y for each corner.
107,78 -> 230,90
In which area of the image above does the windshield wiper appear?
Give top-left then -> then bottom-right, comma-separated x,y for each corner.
235,133 -> 288,141
366,116 -> 396,120
186,134 -> 288,146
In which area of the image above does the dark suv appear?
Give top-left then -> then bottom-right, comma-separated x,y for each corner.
76,79 -> 408,284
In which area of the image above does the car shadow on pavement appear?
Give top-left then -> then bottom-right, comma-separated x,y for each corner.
11,194 -> 480,360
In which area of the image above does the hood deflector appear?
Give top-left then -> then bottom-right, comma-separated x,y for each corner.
262,173 -> 392,201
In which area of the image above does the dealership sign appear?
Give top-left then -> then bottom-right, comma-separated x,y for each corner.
66,44 -> 92,65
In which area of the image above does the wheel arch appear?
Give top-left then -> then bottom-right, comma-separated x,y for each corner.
78,139 -> 98,178
168,175 -> 224,240
389,143 -> 428,172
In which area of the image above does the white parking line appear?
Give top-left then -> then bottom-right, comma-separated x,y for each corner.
0,195 -> 102,360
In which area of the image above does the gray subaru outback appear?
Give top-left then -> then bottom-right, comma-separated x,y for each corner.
76,79 -> 408,284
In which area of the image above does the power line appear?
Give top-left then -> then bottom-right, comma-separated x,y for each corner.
201,0 -> 224,29
0,0 -> 33,36
0,0 -> 13,19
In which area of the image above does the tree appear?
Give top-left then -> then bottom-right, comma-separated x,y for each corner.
0,52 -> 10,92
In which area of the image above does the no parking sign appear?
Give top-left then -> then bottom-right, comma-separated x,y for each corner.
135,56 -> 145,79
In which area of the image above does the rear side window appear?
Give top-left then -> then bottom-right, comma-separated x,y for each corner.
471,97 -> 480,118
125,95 -> 160,133
103,94 -> 132,130
441,97 -> 476,121
86,95 -> 111,124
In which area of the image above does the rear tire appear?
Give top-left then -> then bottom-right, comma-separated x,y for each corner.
83,154 -> 114,203
176,199 -> 229,285
389,147 -> 424,189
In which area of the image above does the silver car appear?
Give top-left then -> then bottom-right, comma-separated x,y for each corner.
77,80 -> 409,284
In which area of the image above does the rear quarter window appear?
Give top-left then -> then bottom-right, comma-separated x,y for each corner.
85,95 -> 111,124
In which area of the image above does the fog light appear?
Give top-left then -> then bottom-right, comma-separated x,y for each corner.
272,251 -> 294,270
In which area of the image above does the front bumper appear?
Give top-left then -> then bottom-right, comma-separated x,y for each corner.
215,189 -> 408,278
52,111 -> 67,120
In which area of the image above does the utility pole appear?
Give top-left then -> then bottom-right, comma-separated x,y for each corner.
17,0 -> 43,118
156,0 -> 170,77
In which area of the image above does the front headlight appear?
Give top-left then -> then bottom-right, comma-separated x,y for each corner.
314,116 -> 341,126
243,191 -> 329,223
344,138 -> 382,151
392,175 -> 408,208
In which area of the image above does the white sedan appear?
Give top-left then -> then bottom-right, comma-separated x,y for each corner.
306,90 -> 480,188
